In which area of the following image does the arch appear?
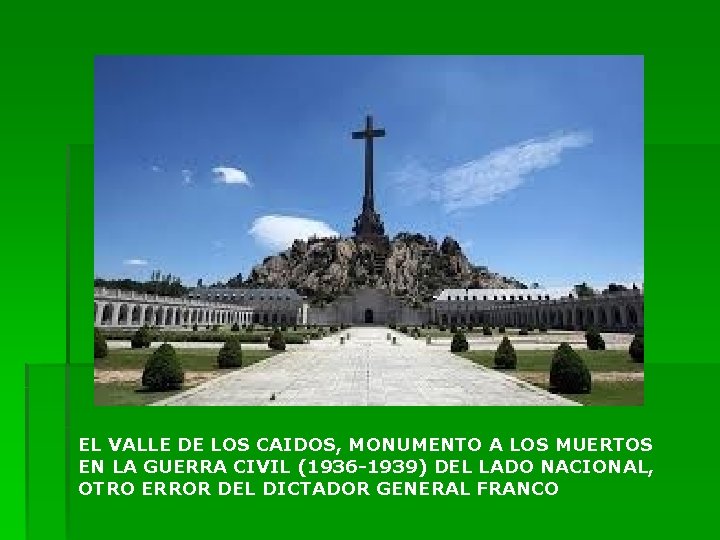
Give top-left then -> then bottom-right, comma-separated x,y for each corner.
131,305 -> 142,325
460,314 -> 466,324
183,310 -> 189,324
441,313 -> 448,325
612,306 -> 622,327
262,313 -> 269,325
598,307 -> 608,327
280,313 -> 287,325
94,302 -> 98,320
586,308 -> 595,327
164,308 -> 173,326
144,306 -> 153,325
575,308 -> 584,329
154,308 -> 163,326
118,304 -> 129,325
271,313 -> 278,325
364,308 -> 374,324
175,309 -> 181,326
557,310 -> 564,328
566,309 -> 573,328
627,305 -> 638,327
253,313 -> 260,324
101,304 -> 114,325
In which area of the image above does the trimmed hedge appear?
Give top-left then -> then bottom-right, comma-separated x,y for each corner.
585,328 -> 606,350
94,328 -> 108,359
482,326 -> 492,336
231,322 -> 240,332
142,343 -> 184,391
518,328 -> 529,336
131,326 -> 152,349
450,331 -> 469,353
268,329 -> 286,351
549,343 -> 591,394
494,336 -> 517,369
498,326 -> 506,334
217,337 -> 243,368
629,332 -> 644,363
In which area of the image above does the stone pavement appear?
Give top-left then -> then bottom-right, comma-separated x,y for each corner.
154,327 -> 579,406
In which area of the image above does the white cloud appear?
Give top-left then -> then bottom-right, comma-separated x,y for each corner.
249,215 -> 339,251
181,169 -> 193,184
393,131 -> 592,212
211,240 -> 225,250
213,166 -> 251,186
123,259 -> 148,266
151,165 -> 162,173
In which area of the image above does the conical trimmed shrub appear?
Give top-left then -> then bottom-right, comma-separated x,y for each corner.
142,343 -> 184,391
450,331 -> 469,352
94,328 -> 108,359
585,328 -> 606,350
629,332 -> 644,363
549,343 -> 591,394
494,336 -> 517,369
218,337 -> 243,368
131,326 -> 152,349
268,328 -> 286,351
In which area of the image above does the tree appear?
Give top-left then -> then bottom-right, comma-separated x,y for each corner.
574,282 -> 595,297
131,326 -> 152,349
585,328 -> 606,350
450,331 -> 469,353
142,343 -> 184,391
604,283 -> 628,294
226,273 -> 244,287
494,336 -> 517,369
94,328 -> 108,359
629,332 -> 644,362
549,343 -> 591,394
268,328 -> 286,351
217,337 -> 243,368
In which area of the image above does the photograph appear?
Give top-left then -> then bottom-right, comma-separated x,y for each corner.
93,55 -> 644,406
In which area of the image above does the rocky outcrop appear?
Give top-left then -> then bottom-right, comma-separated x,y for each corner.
246,233 -> 525,305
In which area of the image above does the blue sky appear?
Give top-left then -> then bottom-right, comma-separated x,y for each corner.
95,55 -> 643,288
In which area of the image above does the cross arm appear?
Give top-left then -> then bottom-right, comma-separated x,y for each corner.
351,129 -> 386,139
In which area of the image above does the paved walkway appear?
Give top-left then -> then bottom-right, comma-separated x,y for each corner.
154,327 -> 579,406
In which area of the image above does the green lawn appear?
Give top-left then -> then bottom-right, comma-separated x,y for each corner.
458,349 -> 643,372
95,348 -> 280,405
528,381 -> 644,407
94,382 -> 187,406
411,329 -> 569,338
96,348 -> 278,371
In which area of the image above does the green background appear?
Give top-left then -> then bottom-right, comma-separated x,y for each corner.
5,2 -> 719,538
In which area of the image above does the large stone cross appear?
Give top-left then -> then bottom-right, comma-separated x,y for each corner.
352,115 -> 385,212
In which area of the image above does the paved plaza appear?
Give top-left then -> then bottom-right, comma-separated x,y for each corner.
154,327 -> 579,406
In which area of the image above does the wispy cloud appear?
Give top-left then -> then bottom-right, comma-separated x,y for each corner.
393,131 -> 592,212
213,166 -> 251,186
151,164 -> 163,173
123,258 -> 148,266
249,215 -> 339,251
211,240 -> 225,250
181,169 -> 193,184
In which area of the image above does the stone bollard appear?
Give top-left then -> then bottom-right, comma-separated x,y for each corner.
346,332 -> 350,340
392,336 -> 397,345
426,335 -> 431,345
387,333 -> 391,340
340,336 -> 345,345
